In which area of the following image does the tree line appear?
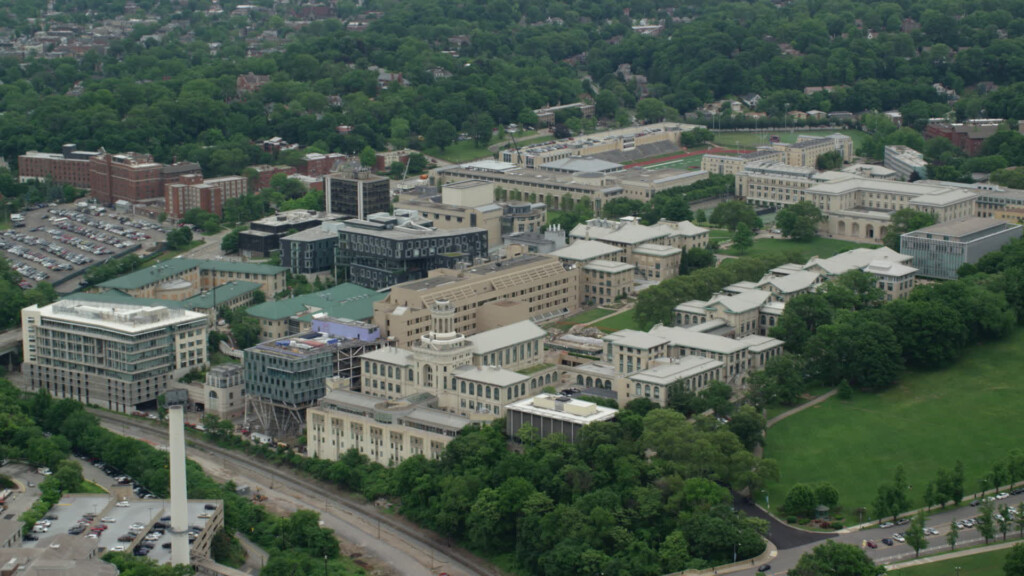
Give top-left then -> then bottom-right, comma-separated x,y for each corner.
15,385 -> 361,576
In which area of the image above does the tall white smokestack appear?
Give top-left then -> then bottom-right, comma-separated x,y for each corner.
166,390 -> 190,567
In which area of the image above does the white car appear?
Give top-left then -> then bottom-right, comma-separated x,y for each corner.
110,545 -> 125,552
129,523 -> 145,531
101,517 -> 116,523
86,533 -> 98,539
879,522 -> 894,529
997,492 -> 1010,500
115,501 -> 130,508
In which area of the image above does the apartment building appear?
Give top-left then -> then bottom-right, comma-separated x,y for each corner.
98,258 -> 287,301
165,174 -> 247,219
22,300 -> 208,413
329,213 -> 488,290
884,145 -> 928,181
901,217 -> 1023,279
307,389 -> 471,464
359,301 -> 556,422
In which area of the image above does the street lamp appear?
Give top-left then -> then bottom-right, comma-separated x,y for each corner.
955,566 -> 961,576
762,489 -> 770,510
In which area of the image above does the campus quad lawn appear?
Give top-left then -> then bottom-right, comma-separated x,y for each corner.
764,329 -> 1024,516
594,309 -> 642,333
721,237 -> 876,262
650,152 -> 740,171
711,129 -> 870,150
888,546 -> 1010,576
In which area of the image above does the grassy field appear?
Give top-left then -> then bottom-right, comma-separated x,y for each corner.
889,546 -> 1010,576
764,328 -> 1024,516
722,237 -> 876,262
708,229 -> 733,241
424,140 -> 494,163
594,309 -> 642,333
548,308 -> 616,330
712,129 -> 870,150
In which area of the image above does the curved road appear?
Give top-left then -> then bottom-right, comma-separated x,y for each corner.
93,410 -> 497,576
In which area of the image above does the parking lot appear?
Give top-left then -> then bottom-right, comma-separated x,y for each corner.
6,202 -> 169,291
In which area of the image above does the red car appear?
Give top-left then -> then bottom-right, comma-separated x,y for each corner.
866,540 -> 877,549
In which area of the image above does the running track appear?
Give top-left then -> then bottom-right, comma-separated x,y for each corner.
625,147 -> 754,168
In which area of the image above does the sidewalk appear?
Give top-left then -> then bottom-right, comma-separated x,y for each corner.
767,389 -> 837,428
885,539 -> 1022,571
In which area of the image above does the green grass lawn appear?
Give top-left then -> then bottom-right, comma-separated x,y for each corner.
889,546 -> 1010,576
722,237 -> 876,263
709,229 -> 733,241
78,480 -> 108,494
548,308 -> 616,330
594,309 -> 642,333
712,129 -> 870,151
764,328 -> 1024,516
210,351 -> 240,366
424,140 -> 495,163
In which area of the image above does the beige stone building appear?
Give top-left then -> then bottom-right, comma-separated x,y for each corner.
771,133 -> 855,167
373,253 -> 579,348
307,389 -> 470,465
631,243 -> 682,282
434,160 -> 707,211
582,260 -> 635,306
501,122 -> 695,168
622,356 -> 725,406
359,302 -> 557,422
701,149 -> 785,176
570,217 -> 709,254
737,165 -> 979,242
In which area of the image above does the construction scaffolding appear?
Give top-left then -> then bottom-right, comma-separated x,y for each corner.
332,338 -> 383,391
243,395 -> 309,441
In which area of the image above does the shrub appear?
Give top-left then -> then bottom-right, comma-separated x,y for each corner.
787,516 -> 797,524
832,523 -> 843,529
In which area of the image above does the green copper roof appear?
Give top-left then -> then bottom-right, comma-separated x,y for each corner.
98,258 -> 286,290
245,283 -> 386,322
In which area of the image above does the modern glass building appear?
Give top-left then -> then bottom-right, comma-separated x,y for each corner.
900,217 -> 1023,279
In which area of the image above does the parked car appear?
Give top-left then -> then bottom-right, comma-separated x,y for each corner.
881,538 -> 894,546
866,540 -> 877,549
758,565 -> 771,573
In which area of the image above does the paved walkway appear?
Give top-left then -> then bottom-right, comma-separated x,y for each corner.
885,539 -> 1022,571
767,389 -> 837,428
581,302 -> 635,327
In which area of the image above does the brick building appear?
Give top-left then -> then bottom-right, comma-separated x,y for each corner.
923,119 -> 1002,157
89,151 -> 201,204
237,72 -> 271,95
249,164 -> 296,190
17,144 -> 99,188
165,174 -> 248,219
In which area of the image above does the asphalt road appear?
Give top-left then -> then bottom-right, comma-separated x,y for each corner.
94,410 -> 497,576
730,494 -> 1024,576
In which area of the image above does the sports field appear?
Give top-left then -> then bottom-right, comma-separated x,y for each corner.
764,328 -> 1024,515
